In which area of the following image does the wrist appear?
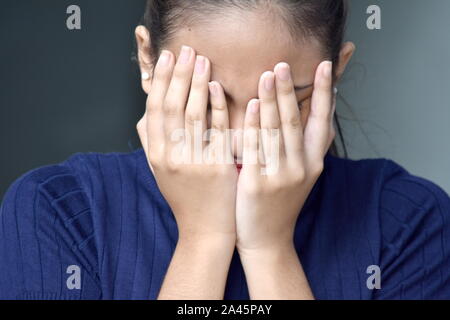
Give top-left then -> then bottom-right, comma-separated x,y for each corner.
177,232 -> 236,251
238,242 -> 314,300
237,241 -> 297,262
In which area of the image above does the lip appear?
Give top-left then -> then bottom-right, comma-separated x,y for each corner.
235,159 -> 242,173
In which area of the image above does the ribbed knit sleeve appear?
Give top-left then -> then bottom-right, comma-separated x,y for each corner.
0,162 -> 102,300
375,160 -> 450,299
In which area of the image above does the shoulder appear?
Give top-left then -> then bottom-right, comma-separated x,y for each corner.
324,155 -> 450,298
1,149 -> 145,208
0,149 -> 145,299
378,162 -> 450,298
377,158 -> 450,227
323,153 -> 450,206
312,154 -> 401,210
1,149 -> 148,234
323,152 -> 393,183
326,154 -> 450,299
325,153 -> 450,239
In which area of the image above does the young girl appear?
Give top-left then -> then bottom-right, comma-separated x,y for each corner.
1,0 -> 450,300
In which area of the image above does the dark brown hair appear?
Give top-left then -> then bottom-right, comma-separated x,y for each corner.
138,0 -> 349,157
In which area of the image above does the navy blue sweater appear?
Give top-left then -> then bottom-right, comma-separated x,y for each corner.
1,149 -> 450,300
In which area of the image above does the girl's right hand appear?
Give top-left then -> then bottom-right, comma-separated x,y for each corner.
137,46 -> 238,244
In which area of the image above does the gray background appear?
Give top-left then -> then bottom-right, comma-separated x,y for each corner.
339,0 -> 450,193
1,0 -> 449,198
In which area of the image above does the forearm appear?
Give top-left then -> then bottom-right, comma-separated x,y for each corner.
157,235 -> 235,300
239,244 -> 314,300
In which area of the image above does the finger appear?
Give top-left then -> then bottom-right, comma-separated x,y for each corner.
137,115 -> 148,154
185,55 -> 210,154
258,71 -> 283,166
163,46 -> 195,147
146,50 -> 174,153
274,62 -> 303,163
243,99 -> 262,177
304,61 -> 333,165
137,114 -> 158,175
208,81 -> 232,164
328,89 -> 337,151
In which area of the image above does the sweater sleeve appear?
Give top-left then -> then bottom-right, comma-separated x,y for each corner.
374,160 -> 450,299
0,162 -> 102,300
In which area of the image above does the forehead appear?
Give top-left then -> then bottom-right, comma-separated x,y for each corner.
167,11 -> 324,97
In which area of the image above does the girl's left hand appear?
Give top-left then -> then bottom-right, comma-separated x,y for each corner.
235,60 -> 336,255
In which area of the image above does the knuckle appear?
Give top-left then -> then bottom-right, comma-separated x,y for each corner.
211,103 -> 226,111
191,77 -> 205,91
263,120 -> 281,130
163,98 -> 179,117
164,106 -> 178,117
172,65 -> 189,81
136,119 -> 145,133
185,112 -> 203,126
211,122 -> 226,131
317,79 -> 331,91
309,109 -> 326,121
270,179 -> 285,193
263,128 -> 282,146
165,161 -> 180,174
243,131 -> 258,149
311,162 -> 324,176
284,116 -> 302,128
247,118 -> 260,130
260,96 -> 275,105
330,126 -> 337,140
145,98 -> 158,114
295,168 -> 307,182
278,84 -> 294,95
325,109 -> 334,122
148,154 -> 163,170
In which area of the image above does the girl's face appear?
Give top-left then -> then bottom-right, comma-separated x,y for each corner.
137,10 -> 355,160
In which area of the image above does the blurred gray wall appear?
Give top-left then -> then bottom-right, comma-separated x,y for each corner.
0,0 -> 147,198
1,0 -> 449,197
339,0 -> 450,193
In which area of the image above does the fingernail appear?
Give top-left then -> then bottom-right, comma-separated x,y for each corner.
208,81 -> 217,96
179,45 -> 191,64
159,50 -> 170,67
195,56 -> 206,75
264,72 -> 274,91
323,61 -> 332,78
277,63 -> 291,81
251,100 -> 260,114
